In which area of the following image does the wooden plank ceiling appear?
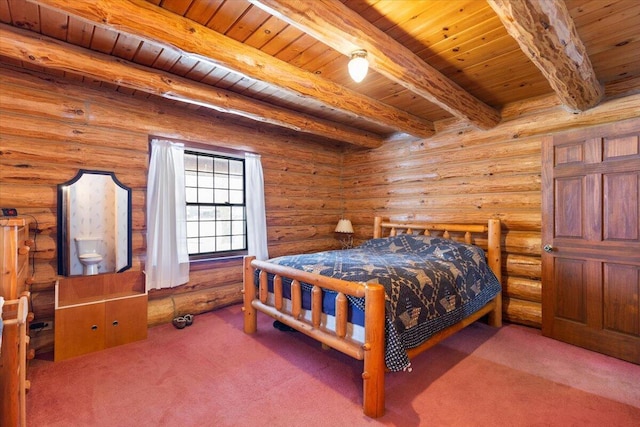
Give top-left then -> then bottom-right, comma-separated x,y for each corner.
0,0 -> 638,147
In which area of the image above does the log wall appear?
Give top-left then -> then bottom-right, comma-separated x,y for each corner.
1,59 -> 639,353
343,82 -> 640,327
0,63 -> 344,354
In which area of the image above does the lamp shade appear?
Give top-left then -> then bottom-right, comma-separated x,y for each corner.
335,218 -> 354,234
348,50 -> 368,83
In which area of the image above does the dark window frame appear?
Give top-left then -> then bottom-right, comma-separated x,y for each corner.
184,148 -> 248,261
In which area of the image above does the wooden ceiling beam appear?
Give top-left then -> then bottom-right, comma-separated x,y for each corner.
488,0 -> 603,112
0,24 -> 384,148
28,0 -> 435,140
249,0 -> 502,130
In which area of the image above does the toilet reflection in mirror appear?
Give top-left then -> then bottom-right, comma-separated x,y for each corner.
58,170 -> 132,276
74,236 -> 104,275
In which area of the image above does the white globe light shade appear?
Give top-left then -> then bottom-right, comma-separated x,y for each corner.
348,54 -> 369,83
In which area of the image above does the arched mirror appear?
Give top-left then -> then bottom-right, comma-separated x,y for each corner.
57,170 -> 132,276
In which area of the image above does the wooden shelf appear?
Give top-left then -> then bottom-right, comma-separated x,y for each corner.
56,270 -> 146,308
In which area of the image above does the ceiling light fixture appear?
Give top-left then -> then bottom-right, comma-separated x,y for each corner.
348,49 -> 369,83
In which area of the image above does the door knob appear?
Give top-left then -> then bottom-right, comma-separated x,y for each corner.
543,244 -> 553,253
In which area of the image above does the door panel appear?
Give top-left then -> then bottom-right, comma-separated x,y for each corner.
603,263 -> 639,336
104,295 -> 148,348
603,135 -> 639,159
603,172 -> 639,241
542,118 -> 640,364
554,258 -> 586,323
54,303 -> 106,361
555,177 -> 584,238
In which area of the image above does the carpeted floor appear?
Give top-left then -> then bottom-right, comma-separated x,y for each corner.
26,304 -> 640,426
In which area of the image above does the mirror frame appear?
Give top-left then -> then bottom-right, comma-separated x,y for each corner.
57,169 -> 132,276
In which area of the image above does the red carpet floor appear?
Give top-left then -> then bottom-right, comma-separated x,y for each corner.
27,304 -> 640,426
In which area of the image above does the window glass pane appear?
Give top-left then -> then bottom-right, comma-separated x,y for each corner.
229,175 -> 243,190
200,221 -> 215,237
200,206 -> 215,220
229,160 -> 243,175
232,235 -> 245,250
187,222 -> 199,238
230,190 -> 243,204
215,189 -> 229,204
187,238 -> 199,254
232,220 -> 244,234
199,172 -> 213,188
216,206 -> 230,220
199,156 -> 213,173
232,206 -> 245,220
214,173 -> 228,188
217,221 -> 231,236
200,237 -> 215,253
185,187 -> 197,203
214,158 -> 228,173
186,206 -> 199,221
198,188 -> 214,203
185,170 -> 198,187
184,154 -> 197,171
216,236 -> 231,251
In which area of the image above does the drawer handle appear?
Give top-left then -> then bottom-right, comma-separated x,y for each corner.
91,325 -> 98,330
112,320 -> 119,327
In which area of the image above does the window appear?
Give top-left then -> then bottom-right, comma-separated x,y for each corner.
184,150 -> 246,258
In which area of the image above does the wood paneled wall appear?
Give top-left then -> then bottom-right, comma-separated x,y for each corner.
343,82 -> 640,327
0,63 -> 344,353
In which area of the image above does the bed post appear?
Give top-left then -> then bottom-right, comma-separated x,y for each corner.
362,282 -> 386,418
373,216 -> 383,238
242,256 -> 257,334
486,219 -> 502,327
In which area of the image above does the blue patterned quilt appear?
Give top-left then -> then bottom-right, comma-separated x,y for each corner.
263,234 -> 502,371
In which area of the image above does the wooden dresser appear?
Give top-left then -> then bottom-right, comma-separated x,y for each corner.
1,217 -> 33,427
54,271 -> 147,361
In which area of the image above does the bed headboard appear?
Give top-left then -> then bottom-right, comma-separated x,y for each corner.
372,216 -> 502,284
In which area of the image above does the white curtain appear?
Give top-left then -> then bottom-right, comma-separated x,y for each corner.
146,139 -> 190,291
245,153 -> 269,260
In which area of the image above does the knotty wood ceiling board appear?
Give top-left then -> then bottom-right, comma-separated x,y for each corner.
567,0 -> 640,84
0,0 -> 638,146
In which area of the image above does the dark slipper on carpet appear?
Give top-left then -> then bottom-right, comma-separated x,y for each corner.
273,320 -> 297,332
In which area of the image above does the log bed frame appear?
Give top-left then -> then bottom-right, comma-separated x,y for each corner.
242,216 -> 502,418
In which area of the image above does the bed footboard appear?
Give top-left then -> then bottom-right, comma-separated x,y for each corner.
242,256 -> 387,418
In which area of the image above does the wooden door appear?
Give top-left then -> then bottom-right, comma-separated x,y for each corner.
542,118 -> 640,364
